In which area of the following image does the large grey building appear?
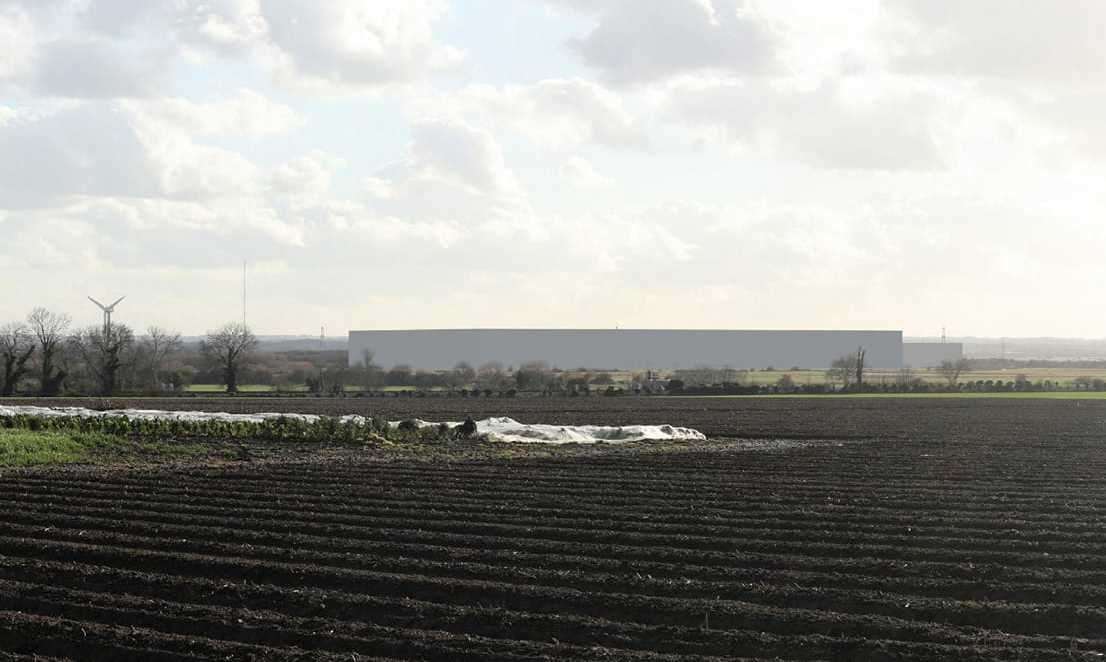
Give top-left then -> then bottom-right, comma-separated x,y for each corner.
348,329 -> 905,371
903,342 -> 964,368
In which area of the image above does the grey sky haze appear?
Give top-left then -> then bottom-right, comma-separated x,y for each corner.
1,1 -> 1104,337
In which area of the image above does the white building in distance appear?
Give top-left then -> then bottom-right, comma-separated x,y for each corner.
348,329 -> 914,371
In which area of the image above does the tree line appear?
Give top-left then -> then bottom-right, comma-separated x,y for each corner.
335,354 -> 628,396
0,308 -> 259,396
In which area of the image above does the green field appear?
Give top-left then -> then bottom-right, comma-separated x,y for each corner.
0,429 -> 213,467
185,384 -> 279,393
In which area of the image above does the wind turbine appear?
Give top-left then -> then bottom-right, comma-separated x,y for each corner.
88,296 -> 126,334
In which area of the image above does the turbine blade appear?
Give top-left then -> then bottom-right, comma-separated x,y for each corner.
88,296 -> 106,310
110,295 -> 126,308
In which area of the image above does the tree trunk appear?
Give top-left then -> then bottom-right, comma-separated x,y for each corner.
225,361 -> 238,393
42,370 -> 66,397
40,358 -> 53,397
1,353 -> 17,396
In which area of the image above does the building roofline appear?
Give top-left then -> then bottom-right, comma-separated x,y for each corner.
349,328 -> 904,334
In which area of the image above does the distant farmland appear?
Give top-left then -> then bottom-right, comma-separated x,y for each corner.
175,364 -> 1106,394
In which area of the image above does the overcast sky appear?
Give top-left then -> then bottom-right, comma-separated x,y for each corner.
1,0 -> 1104,337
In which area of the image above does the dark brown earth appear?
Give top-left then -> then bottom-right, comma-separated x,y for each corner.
6,393 -> 1096,438
2,396 -> 1106,660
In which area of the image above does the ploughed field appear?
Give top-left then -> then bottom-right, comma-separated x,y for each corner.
2,397 -> 1106,660
4,394 -> 1084,438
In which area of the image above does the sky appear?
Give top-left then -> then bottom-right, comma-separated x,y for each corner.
1,0 -> 1105,337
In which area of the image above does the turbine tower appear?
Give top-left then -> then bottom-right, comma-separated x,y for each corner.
88,296 -> 126,334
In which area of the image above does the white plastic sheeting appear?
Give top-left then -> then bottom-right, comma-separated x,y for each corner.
0,405 -> 366,425
0,406 -> 706,444
394,416 -> 706,444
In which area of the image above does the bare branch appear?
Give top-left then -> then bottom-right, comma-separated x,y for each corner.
26,308 -> 71,396
0,322 -> 34,396
201,322 -> 258,393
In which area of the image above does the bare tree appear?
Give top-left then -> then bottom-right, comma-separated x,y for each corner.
827,355 -> 854,390
201,322 -> 258,393
591,371 -> 616,385
854,346 -> 866,386
936,358 -> 969,389
386,364 -> 413,386
476,361 -> 506,390
356,349 -> 384,390
72,324 -> 135,396
516,361 -> 551,391
358,349 -> 375,368
449,362 -> 475,389
139,326 -> 182,390
895,366 -> 916,390
27,307 -> 71,396
0,322 -> 34,396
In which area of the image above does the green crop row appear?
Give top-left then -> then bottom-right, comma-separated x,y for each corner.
0,413 -> 456,445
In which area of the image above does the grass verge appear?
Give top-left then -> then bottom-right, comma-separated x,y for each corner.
0,429 -> 215,467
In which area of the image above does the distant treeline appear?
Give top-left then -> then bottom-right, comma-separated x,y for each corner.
963,358 -> 1106,370
5,309 -> 1106,398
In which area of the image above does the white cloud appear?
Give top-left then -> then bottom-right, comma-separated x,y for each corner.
0,97 -> 279,208
0,2 -> 173,98
886,0 -> 1106,81
259,0 -> 463,89
566,209 -> 696,273
666,78 -> 942,170
31,37 -> 171,98
269,151 -> 344,197
743,1 -> 884,79
549,0 -> 779,84
74,0 -> 172,38
0,196 -> 304,276
404,119 -> 522,200
122,90 -> 303,138
0,103 -> 161,207
874,2 -> 1106,165
174,0 -> 268,54
560,156 -> 613,188
5,0 -> 1106,336
0,5 -> 35,81
0,0 -> 464,98
439,78 -> 647,150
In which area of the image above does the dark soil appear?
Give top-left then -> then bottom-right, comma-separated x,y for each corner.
1,397 -> 1105,660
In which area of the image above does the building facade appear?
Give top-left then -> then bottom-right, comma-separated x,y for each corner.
902,342 -> 965,368
348,329 -> 905,371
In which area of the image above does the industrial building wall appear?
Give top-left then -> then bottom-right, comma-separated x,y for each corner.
348,329 -> 904,371
903,342 -> 964,368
